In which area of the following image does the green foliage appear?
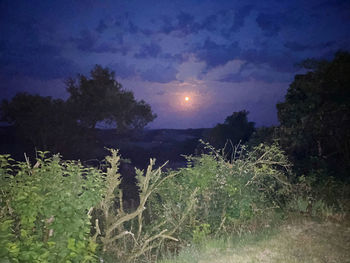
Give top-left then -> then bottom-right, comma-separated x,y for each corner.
0,152 -> 105,262
66,65 -> 156,132
277,51 -> 350,179
151,141 -> 292,246
96,149 -> 185,262
288,173 -> 349,219
192,223 -> 211,244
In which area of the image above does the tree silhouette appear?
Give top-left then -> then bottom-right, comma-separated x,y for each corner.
208,110 -> 255,151
0,93 -> 83,155
277,51 -> 350,178
66,65 -> 156,132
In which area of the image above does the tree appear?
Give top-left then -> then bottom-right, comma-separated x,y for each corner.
66,65 -> 156,132
0,93 -> 84,156
277,51 -> 350,178
208,110 -> 255,151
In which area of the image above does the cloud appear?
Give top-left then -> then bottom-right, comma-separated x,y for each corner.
128,21 -> 139,34
230,5 -> 254,32
159,12 -> 200,36
195,38 -> 241,68
70,30 -> 98,51
161,52 -> 186,63
284,41 -> 335,52
71,30 -> 129,54
140,64 -> 178,83
176,12 -> 200,35
203,59 -> 246,81
200,14 -> 218,32
160,15 -> 174,34
240,48 -> 298,73
256,13 -> 281,37
109,62 -> 137,79
176,55 -> 206,81
0,17 -> 79,80
134,42 -> 162,59
96,19 -> 108,33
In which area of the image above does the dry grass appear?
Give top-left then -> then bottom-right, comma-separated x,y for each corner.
160,216 -> 350,263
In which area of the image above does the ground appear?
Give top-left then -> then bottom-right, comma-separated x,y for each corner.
160,216 -> 350,263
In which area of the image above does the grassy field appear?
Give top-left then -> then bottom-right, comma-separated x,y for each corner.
159,215 -> 350,263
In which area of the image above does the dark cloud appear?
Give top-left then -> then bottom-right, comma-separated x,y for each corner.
134,42 -> 162,59
93,42 -> 129,55
284,41 -> 335,52
71,30 -> 129,54
241,49 -> 298,73
0,17 -> 79,80
94,13 -> 150,36
159,12 -> 200,36
176,12 -> 200,35
1,51 -> 79,80
96,19 -> 108,33
70,30 -> 98,51
128,21 -> 139,34
200,14 -> 218,32
195,38 -> 241,68
199,6 -> 253,37
230,5 -> 253,32
256,13 -> 282,37
160,16 -> 174,34
140,64 -> 177,83
161,53 -> 186,63
109,62 -> 137,79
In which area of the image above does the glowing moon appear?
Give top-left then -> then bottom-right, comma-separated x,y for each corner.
185,96 -> 190,101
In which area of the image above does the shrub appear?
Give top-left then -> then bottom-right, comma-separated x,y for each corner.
0,152 -> 105,262
95,149 -> 195,262
149,141 -> 293,248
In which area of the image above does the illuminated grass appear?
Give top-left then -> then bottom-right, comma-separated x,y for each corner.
159,217 -> 350,263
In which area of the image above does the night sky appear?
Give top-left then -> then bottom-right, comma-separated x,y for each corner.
1,0 -> 349,129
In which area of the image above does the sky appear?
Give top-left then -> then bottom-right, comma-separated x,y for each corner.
1,0 -> 349,129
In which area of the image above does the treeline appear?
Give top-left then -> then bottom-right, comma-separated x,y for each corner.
207,51 -> 350,180
0,65 -> 156,159
1,51 -> 349,179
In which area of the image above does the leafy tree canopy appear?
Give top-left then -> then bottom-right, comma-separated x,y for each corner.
66,65 -> 156,132
277,51 -> 350,178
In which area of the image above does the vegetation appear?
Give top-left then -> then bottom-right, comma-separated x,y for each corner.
207,110 -> 255,151
277,51 -> 350,179
1,141 -> 348,262
0,153 -> 105,262
0,93 -> 84,156
0,65 -> 156,157
66,65 -> 156,132
0,52 -> 349,262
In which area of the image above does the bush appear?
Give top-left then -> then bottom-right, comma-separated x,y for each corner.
0,152 -> 105,262
4,142 -> 343,262
149,141 -> 293,249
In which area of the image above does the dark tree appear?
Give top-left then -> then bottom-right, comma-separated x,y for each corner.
277,51 -> 350,178
248,126 -> 278,148
208,110 -> 255,150
66,65 -> 156,132
0,93 -> 84,155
